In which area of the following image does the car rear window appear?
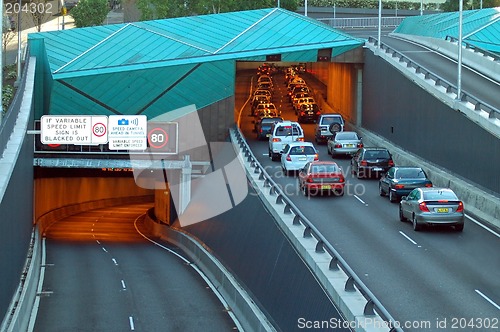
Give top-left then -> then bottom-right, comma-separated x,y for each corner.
275,126 -> 301,136
289,146 -> 316,155
396,168 -> 425,179
336,132 -> 358,140
364,150 -> 390,159
423,190 -> 458,200
311,164 -> 338,173
321,116 -> 343,125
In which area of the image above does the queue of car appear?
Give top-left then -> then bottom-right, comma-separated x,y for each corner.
251,64 -> 465,231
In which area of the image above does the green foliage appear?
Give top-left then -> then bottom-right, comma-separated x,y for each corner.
71,0 -> 111,27
441,0 -> 500,11
135,0 -> 298,19
2,85 -> 15,112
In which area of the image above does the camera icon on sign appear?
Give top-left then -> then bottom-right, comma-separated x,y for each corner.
118,119 -> 129,125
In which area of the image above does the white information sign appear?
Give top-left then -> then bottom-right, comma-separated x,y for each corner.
41,115 -> 108,145
108,115 -> 147,150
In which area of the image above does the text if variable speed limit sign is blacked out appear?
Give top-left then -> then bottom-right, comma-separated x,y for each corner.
41,115 -> 108,145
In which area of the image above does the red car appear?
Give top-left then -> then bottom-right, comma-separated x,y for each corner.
298,161 -> 345,196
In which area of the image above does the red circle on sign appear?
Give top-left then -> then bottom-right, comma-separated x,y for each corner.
148,127 -> 168,149
93,122 -> 106,137
48,144 -> 61,148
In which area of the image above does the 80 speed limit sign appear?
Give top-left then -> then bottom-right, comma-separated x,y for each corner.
147,122 -> 178,154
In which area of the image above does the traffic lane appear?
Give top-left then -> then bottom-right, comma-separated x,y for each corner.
35,204 -> 237,331
382,36 -> 500,109
246,136 -> 500,330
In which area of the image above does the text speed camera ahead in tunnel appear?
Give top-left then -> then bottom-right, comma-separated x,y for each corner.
147,122 -> 178,154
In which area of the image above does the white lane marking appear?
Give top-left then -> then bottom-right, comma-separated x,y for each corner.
102,247 -> 107,253
96,240 -> 101,245
475,289 -> 500,310
466,214 -> 500,238
353,195 -> 367,205
112,258 -> 118,265
121,280 -> 126,290
129,316 -> 135,330
399,231 -> 419,246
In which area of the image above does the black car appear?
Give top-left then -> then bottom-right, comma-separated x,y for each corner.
351,147 -> 394,179
255,117 -> 283,140
379,166 -> 433,202
297,103 -> 321,123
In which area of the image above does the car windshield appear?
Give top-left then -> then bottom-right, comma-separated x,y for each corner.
396,168 -> 425,179
364,150 -> 390,159
311,164 -> 338,173
423,190 -> 458,201
336,132 -> 358,140
289,146 -> 316,155
276,126 -> 301,136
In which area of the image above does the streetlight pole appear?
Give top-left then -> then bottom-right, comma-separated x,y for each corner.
420,0 -> 423,15
305,0 -> 308,17
378,0 -> 382,49
457,0 -> 463,100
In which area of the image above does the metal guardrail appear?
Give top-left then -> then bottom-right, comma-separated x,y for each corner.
367,36 -> 500,121
231,126 -> 403,332
318,16 -> 405,29
445,35 -> 500,63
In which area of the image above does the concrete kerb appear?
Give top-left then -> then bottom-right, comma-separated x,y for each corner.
143,216 -> 276,332
231,130 -> 390,332
355,127 -> 500,232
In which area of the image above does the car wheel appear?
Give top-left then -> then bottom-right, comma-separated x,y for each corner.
379,184 -> 386,196
327,146 -> 331,155
455,224 -> 464,232
271,153 -> 279,162
268,148 -> 271,158
412,214 -> 421,231
335,188 -> 344,196
399,205 -> 406,222
301,184 -> 309,196
356,170 -> 364,179
389,190 -> 396,202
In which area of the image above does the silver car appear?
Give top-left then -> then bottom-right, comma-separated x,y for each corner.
399,187 -> 465,232
327,131 -> 363,157
280,142 -> 318,175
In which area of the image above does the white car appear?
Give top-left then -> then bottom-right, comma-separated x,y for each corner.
314,113 -> 345,144
268,121 -> 304,161
281,142 -> 319,175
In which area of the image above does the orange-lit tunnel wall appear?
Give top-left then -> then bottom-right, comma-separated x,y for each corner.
34,175 -> 154,231
309,62 -> 360,124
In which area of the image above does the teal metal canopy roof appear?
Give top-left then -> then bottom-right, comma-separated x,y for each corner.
28,8 -> 364,118
394,7 -> 500,53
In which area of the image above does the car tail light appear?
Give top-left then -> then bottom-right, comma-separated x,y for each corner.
296,137 -> 304,142
286,155 -> 292,161
335,143 -> 342,148
394,184 -> 405,189
360,160 -> 368,166
456,201 -> 464,212
419,202 -> 430,212
306,176 -> 313,183
388,160 -> 395,167
300,112 -> 305,116
357,143 -> 363,148
259,129 -> 263,133
425,183 -> 433,187
272,138 -> 281,142
316,111 -> 321,115
314,154 -> 319,161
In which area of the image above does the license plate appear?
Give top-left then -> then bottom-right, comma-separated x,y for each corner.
436,208 -> 449,213
321,185 -> 331,190
346,144 -> 354,148
373,167 -> 383,171
266,134 -> 271,137
298,157 -> 307,161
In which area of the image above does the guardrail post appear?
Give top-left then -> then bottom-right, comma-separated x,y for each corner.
345,276 -> 356,292
315,241 -> 325,253
269,186 -> 276,196
363,299 -> 376,316
303,226 -> 312,238
275,194 -> 284,204
329,257 -> 340,271
292,215 -> 301,225
283,204 -> 292,214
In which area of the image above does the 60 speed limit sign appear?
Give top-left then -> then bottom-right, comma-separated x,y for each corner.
147,122 -> 178,154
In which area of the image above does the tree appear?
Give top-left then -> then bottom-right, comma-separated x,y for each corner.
440,0 -> 500,11
29,0 -> 54,32
70,0 -> 110,27
2,16 -> 17,65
